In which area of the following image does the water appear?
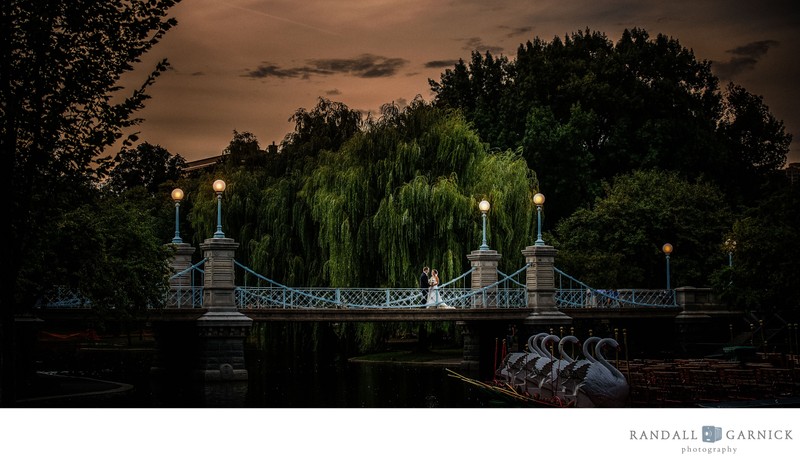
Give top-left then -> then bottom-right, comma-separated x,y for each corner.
148,360 -> 483,408
27,346 -> 486,408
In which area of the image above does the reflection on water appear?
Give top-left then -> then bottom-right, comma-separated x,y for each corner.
144,358 -> 484,408
243,358 -> 483,408
34,350 -> 486,407
31,338 -> 484,407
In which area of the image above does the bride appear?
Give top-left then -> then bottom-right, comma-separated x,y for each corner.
426,269 -> 455,309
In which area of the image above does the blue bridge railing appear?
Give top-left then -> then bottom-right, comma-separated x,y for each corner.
554,267 -> 677,308
233,261 -> 529,309
165,258 -> 206,308
34,263 -> 677,311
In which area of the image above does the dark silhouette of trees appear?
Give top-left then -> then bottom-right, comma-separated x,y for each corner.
107,142 -> 186,194
280,97 -> 364,171
553,170 -> 732,288
429,28 -> 791,222
1,0 -> 180,404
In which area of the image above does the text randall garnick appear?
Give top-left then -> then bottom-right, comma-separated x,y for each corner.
630,430 -> 793,440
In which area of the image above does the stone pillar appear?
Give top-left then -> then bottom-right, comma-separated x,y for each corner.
197,237 -> 252,381
459,322 -> 481,376
521,244 -> 572,326
466,249 -> 502,307
167,243 -> 196,306
458,249 -> 502,375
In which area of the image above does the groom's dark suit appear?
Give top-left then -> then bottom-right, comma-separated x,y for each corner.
419,271 -> 429,305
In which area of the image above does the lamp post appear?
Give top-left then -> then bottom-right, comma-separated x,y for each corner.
479,199 -> 491,250
533,192 -> 545,246
724,238 -> 736,267
213,179 -> 226,238
662,243 -> 673,289
171,188 -> 184,243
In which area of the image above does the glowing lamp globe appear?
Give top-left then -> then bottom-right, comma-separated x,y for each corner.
213,179 -> 226,194
171,188 -> 184,202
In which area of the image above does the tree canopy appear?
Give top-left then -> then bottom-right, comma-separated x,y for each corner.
107,142 -> 186,194
553,170 -> 731,288
188,101 -> 538,288
2,0 -> 181,403
181,100 -> 538,351
430,28 -> 791,221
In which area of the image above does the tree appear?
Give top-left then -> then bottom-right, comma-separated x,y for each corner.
430,28 -> 790,223
38,193 -> 173,320
553,170 -> 731,289
219,130 -> 261,167
184,101 -> 539,353
711,180 -> 800,316
280,97 -> 363,171
1,0 -> 180,404
717,83 -> 792,204
107,142 -> 186,193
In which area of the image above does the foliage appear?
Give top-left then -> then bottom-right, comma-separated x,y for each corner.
280,97 -> 364,172
107,142 -> 186,193
3,0 -> 181,300
183,101 -> 538,352
1,0 -> 180,402
717,83 -> 792,200
430,28 -> 791,222
304,101 -> 537,287
711,180 -> 800,315
37,193 -> 173,318
553,170 -> 731,288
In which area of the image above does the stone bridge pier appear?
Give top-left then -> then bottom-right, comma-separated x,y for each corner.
459,241 -> 577,378
197,237 -> 252,381
162,237 -> 253,381
521,243 -> 572,342
460,248 -> 503,376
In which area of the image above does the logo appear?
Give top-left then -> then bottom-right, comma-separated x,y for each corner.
702,426 -> 722,443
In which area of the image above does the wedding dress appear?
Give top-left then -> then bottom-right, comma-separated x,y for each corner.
426,280 -> 455,309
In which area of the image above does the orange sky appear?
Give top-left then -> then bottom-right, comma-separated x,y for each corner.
121,0 -> 800,164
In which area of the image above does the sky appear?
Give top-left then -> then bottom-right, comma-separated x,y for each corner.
122,0 -> 800,164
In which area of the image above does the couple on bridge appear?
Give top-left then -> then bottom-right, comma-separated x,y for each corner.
419,266 -> 455,309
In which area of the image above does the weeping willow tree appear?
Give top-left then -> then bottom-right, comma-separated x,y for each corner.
303,101 -> 538,350
184,100 -> 538,353
306,101 -> 537,287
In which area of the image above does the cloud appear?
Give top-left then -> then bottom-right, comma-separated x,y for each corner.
727,40 -> 779,57
463,37 -> 505,55
244,54 -> 408,80
424,59 -> 460,69
309,54 -> 408,78
713,39 -> 779,80
243,63 -> 329,79
500,25 -> 533,38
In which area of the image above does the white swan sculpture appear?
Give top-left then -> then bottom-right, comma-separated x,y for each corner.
576,337 -> 630,407
556,336 -> 599,403
496,332 -> 548,385
550,335 -> 580,392
524,334 -> 560,397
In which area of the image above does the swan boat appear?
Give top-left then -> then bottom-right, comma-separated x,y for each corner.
448,334 -> 630,408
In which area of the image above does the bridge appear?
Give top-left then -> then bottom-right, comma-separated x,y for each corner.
31,209 -> 732,381
40,253 -> 678,314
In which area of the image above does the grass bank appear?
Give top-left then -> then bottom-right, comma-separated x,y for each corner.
349,341 -> 462,365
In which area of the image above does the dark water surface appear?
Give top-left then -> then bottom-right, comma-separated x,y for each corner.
27,347 -> 486,408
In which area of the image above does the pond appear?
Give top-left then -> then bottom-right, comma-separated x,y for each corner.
24,344 -> 488,408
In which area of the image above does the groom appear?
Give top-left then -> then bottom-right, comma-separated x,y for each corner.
419,266 -> 430,306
